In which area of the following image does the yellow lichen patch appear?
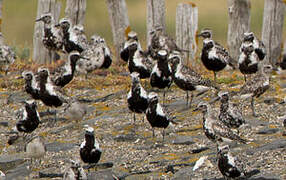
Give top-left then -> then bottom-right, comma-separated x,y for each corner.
161,153 -> 179,160
39,131 -> 48,137
248,141 -> 260,148
269,124 -> 277,129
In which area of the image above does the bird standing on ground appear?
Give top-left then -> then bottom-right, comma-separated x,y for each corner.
22,71 -> 40,100
194,102 -> 247,144
150,49 -> 173,104
51,51 -> 82,88
0,33 -> 16,74
218,91 -> 245,131
35,13 -> 64,53
127,42 -> 153,79
217,144 -> 246,179
120,31 -> 142,62
25,136 -> 46,167
241,32 -> 266,61
145,92 -> 174,141
238,43 -> 261,82
197,29 -> 235,83
127,72 -> 148,123
239,64 -> 273,117
168,51 -> 218,106
80,125 -> 102,166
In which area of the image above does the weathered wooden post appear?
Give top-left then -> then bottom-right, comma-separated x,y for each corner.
227,0 -> 251,63
0,0 -> 2,33
262,0 -> 285,66
176,2 -> 198,65
106,0 -> 130,63
65,0 -> 86,26
33,0 -> 61,64
146,0 -> 166,46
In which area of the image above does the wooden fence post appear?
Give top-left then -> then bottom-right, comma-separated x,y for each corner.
106,0 -> 130,63
65,0 -> 86,26
262,0 -> 285,66
146,0 -> 166,46
0,0 -> 2,33
33,0 -> 61,64
176,2 -> 198,66
227,0 -> 251,63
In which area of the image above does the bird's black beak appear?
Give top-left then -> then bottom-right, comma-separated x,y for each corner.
196,33 -> 202,37
16,75 -> 23,79
193,107 -> 199,112
54,24 -> 60,28
209,96 -> 220,104
35,17 -> 43,22
80,56 -> 89,60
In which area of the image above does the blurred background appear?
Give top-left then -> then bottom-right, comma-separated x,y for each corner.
2,0 -> 285,58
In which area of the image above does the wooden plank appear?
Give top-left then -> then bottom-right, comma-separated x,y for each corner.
176,3 -> 198,65
106,0 -> 129,63
33,0 -> 61,64
65,0 -> 86,26
146,0 -> 166,46
262,0 -> 285,66
227,0 -> 251,63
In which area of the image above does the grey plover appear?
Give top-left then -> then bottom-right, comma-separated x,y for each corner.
120,31 -> 142,62
35,13 -> 64,53
217,144 -> 246,179
22,71 -> 40,100
238,43 -> 261,81
194,102 -> 247,144
239,64 -> 272,117
145,92 -> 174,141
197,29 -> 235,82
150,49 -> 172,104
25,136 -> 46,166
127,42 -> 153,79
218,91 -> 245,130
72,24 -> 89,50
76,34 -> 112,78
59,18 -> 84,53
16,100 -> 41,134
51,51 -> 82,87
63,159 -> 87,180
0,33 -> 16,74
127,72 -> 148,123
148,26 -> 181,59
168,51 -> 219,106
241,32 -> 266,61
80,125 -> 102,165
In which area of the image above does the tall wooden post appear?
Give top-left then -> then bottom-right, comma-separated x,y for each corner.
33,0 -> 61,64
146,0 -> 166,46
176,3 -> 198,65
106,0 -> 129,63
227,0 -> 251,63
262,0 -> 285,66
65,0 -> 86,26
0,0 -> 2,33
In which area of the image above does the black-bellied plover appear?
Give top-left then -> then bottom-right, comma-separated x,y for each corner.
168,51 -> 219,106
241,32 -> 266,61
120,31 -> 142,62
22,71 -> 40,100
63,159 -> 87,180
0,33 -> 16,74
197,29 -> 235,82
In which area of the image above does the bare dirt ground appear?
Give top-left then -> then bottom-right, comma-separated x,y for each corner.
0,60 -> 286,179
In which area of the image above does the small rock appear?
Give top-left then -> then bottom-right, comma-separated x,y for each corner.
190,147 -> 209,154
172,136 -> 195,145
263,97 -> 276,105
113,134 -> 138,142
5,163 -> 31,180
87,169 -> 115,180
256,128 -> 279,135
0,121 -> 8,127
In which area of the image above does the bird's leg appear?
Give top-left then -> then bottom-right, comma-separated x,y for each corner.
133,113 -> 136,124
141,115 -> 144,123
163,89 -> 166,106
186,91 -> 189,106
251,97 -> 258,117
244,74 -> 247,82
189,92 -> 194,107
152,128 -> 155,138
213,71 -> 217,83
162,129 -> 165,143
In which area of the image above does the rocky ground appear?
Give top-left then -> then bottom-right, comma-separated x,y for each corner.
0,61 -> 286,180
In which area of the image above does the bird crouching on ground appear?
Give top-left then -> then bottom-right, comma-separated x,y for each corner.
197,29 -> 236,83
0,33 -> 16,75
194,102 -> 247,145
80,125 -> 102,167
127,72 -> 148,123
168,50 -> 219,106
145,92 -> 176,141
218,91 -> 245,132
63,159 -> 87,180
217,144 -> 246,179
